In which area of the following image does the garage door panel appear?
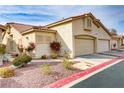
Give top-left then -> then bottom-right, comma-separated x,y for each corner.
75,39 -> 94,56
97,40 -> 109,53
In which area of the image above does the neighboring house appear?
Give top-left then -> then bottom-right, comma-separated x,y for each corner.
0,24 -> 6,43
47,13 -> 111,58
2,23 -> 56,58
110,29 -> 123,49
121,36 -> 124,46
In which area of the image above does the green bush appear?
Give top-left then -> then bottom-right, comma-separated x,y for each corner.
0,67 -> 15,78
0,44 -> 6,55
51,53 -> 58,59
62,58 -> 73,70
40,64 -> 51,75
41,55 -> 48,59
12,53 -> 32,67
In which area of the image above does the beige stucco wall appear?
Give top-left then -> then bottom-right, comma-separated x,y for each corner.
49,22 -> 74,58
22,32 -> 35,47
2,26 -> 56,58
49,17 -> 111,58
2,27 -> 22,53
72,17 -> 111,55
72,17 -> 110,39
34,31 -> 56,58
2,27 -> 35,53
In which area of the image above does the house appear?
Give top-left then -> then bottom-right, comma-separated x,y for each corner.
110,29 -> 123,49
2,22 -> 56,58
2,13 -> 113,58
46,12 -> 111,58
0,24 -> 6,43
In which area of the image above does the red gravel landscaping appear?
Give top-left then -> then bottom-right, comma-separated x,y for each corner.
0,62 -> 81,88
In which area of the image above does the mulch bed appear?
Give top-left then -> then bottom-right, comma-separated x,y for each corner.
0,62 -> 81,88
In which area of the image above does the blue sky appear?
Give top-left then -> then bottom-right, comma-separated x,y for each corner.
0,5 -> 124,34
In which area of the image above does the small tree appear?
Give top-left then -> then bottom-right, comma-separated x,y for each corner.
26,42 -> 35,52
25,42 -> 35,57
17,44 -> 24,53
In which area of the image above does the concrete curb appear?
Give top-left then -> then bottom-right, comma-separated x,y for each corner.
44,57 -> 124,88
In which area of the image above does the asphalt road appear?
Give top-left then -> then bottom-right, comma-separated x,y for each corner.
71,61 -> 124,88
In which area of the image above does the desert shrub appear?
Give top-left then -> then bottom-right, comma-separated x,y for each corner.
51,53 -> 58,59
41,55 -> 48,59
0,67 -> 15,78
62,58 -> 73,70
0,44 -> 6,55
63,50 -> 71,59
12,53 -> 32,67
40,64 -> 51,75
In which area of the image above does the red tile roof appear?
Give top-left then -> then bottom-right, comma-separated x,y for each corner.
6,22 -> 56,34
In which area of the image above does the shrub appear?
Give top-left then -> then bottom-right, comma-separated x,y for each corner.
50,41 -> 61,52
12,53 -> 32,67
51,53 -> 58,59
40,64 -> 51,75
62,58 -> 73,70
0,44 -> 6,55
41,55 -> 48,59
0,67 -> 15,78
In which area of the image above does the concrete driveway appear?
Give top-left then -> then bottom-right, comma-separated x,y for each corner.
75,53 -> 117,64
100,50 -> 124,57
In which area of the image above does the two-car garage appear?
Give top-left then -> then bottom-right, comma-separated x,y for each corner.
75,35 -> 110,56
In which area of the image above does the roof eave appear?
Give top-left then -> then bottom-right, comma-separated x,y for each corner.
21,28 -> 57,35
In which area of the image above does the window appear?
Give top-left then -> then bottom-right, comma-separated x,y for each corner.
83,18 -> 92,31
36,35 -> 52,44
9,40 -> 16,51
46,36 -> 51,43
36,35 -> 44,43
87,19 -> 92,28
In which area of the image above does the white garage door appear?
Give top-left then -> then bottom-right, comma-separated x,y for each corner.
75,39 -> 94,56
97,40 -> 109,53
35,44 -> 51,58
